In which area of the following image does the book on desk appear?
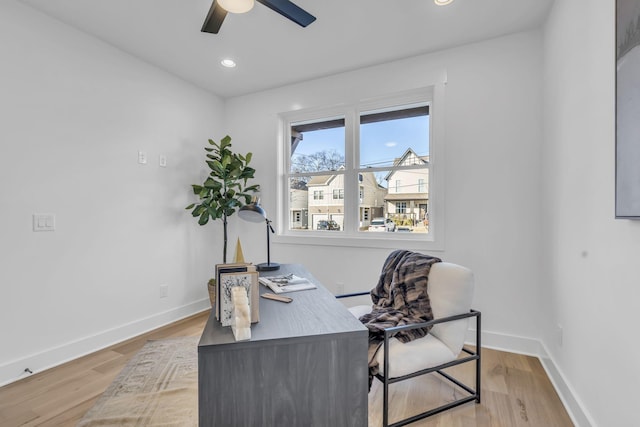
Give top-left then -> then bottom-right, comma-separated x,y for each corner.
258,274 -> 316,294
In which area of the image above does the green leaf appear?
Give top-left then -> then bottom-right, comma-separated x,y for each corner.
240,167 -> 256,179
204,147 -> 214,152
191,205 -> 204,216
185,203 -> 195,210
220,135 -> 232,148
245,152 -> 252,164
192,185 -> 203,194
203,178 -> 218,189
206,160 -> 224,174
198,211 -> 209,225
198,187 -> 210,198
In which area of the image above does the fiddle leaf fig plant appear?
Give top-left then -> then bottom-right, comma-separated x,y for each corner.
186,136 -> 259,263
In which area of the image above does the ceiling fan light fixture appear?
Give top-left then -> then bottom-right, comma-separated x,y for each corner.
434,0 -> 454,5
218,0 -> 255,14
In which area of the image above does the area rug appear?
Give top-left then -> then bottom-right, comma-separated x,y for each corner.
77,336 -> 199,427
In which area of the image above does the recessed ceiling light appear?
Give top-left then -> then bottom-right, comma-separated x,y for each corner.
434,0 -> 453,5
221,59 -> 237,68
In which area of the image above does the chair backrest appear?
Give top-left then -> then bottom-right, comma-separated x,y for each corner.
427,262 -> 474,355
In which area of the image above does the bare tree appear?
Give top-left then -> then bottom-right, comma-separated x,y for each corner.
291,149 -> 345,173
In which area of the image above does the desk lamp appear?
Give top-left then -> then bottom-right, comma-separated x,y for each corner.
238,198 -> 280,271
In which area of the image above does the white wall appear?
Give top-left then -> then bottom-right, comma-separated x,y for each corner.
542,0 -> 639,425
0,1 -> 223,385
224,31 -> 545,351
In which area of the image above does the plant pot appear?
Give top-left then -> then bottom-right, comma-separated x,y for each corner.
207,278 -> 216,308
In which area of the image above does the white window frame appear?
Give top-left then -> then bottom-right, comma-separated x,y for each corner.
275,86 -> 446,251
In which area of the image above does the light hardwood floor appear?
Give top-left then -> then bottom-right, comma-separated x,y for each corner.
0,311 -> 573,426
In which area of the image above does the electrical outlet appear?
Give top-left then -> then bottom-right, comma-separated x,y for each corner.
159,154 -> 167,167
159,284 -> 169,298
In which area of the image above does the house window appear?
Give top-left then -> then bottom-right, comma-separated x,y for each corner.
279,85 -> 443,248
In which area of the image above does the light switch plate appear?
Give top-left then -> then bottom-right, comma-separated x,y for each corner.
138,150 -> 147,164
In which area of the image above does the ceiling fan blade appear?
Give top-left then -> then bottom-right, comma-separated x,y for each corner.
201,1 -> 227,34
256,0 -> 316,27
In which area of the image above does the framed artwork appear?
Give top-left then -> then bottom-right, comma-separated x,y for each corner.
616,0 -> 640,218
218,271 -> 259,327
214,263 -> 256,320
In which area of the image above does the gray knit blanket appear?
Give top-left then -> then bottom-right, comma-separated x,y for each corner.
359,250 -> 441,387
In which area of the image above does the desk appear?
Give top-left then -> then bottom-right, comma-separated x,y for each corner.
198,264 -> 368,427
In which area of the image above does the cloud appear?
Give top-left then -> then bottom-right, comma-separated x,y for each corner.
385,141 -> 397,147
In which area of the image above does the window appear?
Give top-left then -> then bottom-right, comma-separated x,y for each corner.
278,86 -> 443,248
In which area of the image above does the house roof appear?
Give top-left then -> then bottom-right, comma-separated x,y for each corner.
384,148 -> 429,181
306,175 -> 334,186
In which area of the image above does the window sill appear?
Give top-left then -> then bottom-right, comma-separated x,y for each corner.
272,232 -> 444,251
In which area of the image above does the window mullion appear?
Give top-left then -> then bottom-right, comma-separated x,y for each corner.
344,109 -> 358,234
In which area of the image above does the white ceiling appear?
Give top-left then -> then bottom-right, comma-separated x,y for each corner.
21,0 -> 554,98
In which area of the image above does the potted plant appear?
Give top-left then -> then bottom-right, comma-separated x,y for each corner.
186,136 -> 259,263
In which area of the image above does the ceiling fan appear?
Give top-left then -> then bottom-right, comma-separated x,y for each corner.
202,0 -> 316,34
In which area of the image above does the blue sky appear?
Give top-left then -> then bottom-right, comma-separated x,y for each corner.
293,115 -> 429,168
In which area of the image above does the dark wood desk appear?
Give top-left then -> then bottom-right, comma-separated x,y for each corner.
198,264 -> 368,427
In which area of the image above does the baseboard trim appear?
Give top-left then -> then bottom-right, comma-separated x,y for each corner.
466,329 -> 593,427
0,298 -> 211,387
538,342 -> 597,427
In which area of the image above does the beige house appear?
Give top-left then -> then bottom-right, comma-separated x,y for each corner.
307,172 -> 346,230
289,186 -> 309,229
306,169 -> 385,230
384,149 -> 429,226
358,172 -> 386,228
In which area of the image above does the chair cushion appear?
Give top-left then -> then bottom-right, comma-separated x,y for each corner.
376,335 -> 457,378
348,305 -> 458,378
427,263 -> 474,356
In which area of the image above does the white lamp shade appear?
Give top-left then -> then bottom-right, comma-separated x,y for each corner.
218,0 -> 255,14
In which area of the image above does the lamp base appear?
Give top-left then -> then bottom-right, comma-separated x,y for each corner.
256,262 -> 280,272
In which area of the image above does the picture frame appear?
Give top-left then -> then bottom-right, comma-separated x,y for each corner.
218,271 -> 259,327
616,0 -> 640,218
214,263 -> 256,320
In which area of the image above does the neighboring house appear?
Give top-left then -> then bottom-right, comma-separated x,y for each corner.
384,148 -> 429,226
307,171 -> 346,230
358,172 -> 386,229
305,169 -> 384,230
289,185 -> 309,229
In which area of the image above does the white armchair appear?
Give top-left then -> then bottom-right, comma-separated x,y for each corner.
339,262 -> 481,427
